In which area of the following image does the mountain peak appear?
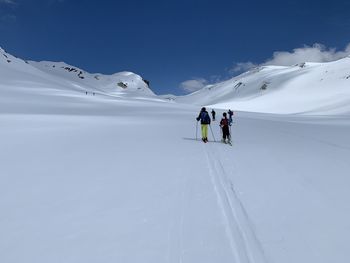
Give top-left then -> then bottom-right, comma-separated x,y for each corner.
178,58 -> 350,115
0,48 -> 155,96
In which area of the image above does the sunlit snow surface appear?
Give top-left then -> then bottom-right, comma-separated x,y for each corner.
1,48 -> 350,263
178,58 -> 350,115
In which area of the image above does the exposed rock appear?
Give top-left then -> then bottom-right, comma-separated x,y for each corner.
295,62 -> 306,68
234,82 -> 243,90
142,79 -> 150,87
261,81 -> 270,90
117,82 -> 128,89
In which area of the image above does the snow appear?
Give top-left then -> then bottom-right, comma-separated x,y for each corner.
1,48 -> 350,263
178,58 -> 350,115
29,61 -> 154,96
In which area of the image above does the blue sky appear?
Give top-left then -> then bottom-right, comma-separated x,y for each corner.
1,0 -> 350,95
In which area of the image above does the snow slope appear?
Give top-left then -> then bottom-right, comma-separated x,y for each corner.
0,47 -> 154,113
29,60 -> 153,96
178,58 -> 350,115
1,47 -> 350,263
1,96 -> 350,263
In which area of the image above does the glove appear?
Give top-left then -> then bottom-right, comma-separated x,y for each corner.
196,117 -> 200,121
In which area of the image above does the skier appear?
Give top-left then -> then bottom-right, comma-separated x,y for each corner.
211,109 -> 216,121
228,109 -> 234,125
220,112 -> 231,144
196,107 -> 211,143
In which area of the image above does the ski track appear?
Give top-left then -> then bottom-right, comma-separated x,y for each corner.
178,171 -> 188,263
165,166 -> 188,263
203,143 -> 268,263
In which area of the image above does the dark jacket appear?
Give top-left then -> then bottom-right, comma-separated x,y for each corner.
228,110 -> 234,118
196,110 -> 211,124
220,117 -> 230,138
220,117 -> 229,127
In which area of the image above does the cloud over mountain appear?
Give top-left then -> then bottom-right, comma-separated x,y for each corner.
179,78 -> 208,93
232,43 -> 350,72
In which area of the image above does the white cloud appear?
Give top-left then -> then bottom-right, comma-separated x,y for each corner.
231,43 -> 350,73
230,61 -> 258,73
263,43 -> 350,66
179,78 -> 208,93
182,43 -> 350,93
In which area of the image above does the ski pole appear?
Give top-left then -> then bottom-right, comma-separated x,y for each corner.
209,124 -> 216,142
219,125 -> 223,143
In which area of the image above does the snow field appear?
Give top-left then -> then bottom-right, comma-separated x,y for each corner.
1,46 -> 350,263
1,103 -> 350,262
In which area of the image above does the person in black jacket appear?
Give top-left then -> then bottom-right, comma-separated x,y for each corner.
196,107 -> 211,143
228,109 -> 234,125
211,109 -> 216,121
220,112 -> 231,144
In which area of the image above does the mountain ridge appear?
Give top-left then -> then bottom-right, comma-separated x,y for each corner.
0,47 -> 154,97
177,57 -> 350,115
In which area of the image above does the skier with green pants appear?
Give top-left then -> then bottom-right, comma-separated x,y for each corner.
196,107 -> 211,143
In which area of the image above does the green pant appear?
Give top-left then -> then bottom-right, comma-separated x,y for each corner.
201,124 -> 208,139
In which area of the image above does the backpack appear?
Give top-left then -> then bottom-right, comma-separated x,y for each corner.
201,111 -> 211,124
220,118 -> 228,126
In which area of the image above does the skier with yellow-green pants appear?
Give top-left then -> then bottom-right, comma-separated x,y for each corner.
196,107 -> 211,143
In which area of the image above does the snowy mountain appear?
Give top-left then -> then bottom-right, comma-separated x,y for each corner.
29,60 -> 153,96
0,47 -> 154,99
3,46 -> 350,116
0,47 -> 158,115
178,57 -> 350,115
1,46 -> 350,263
